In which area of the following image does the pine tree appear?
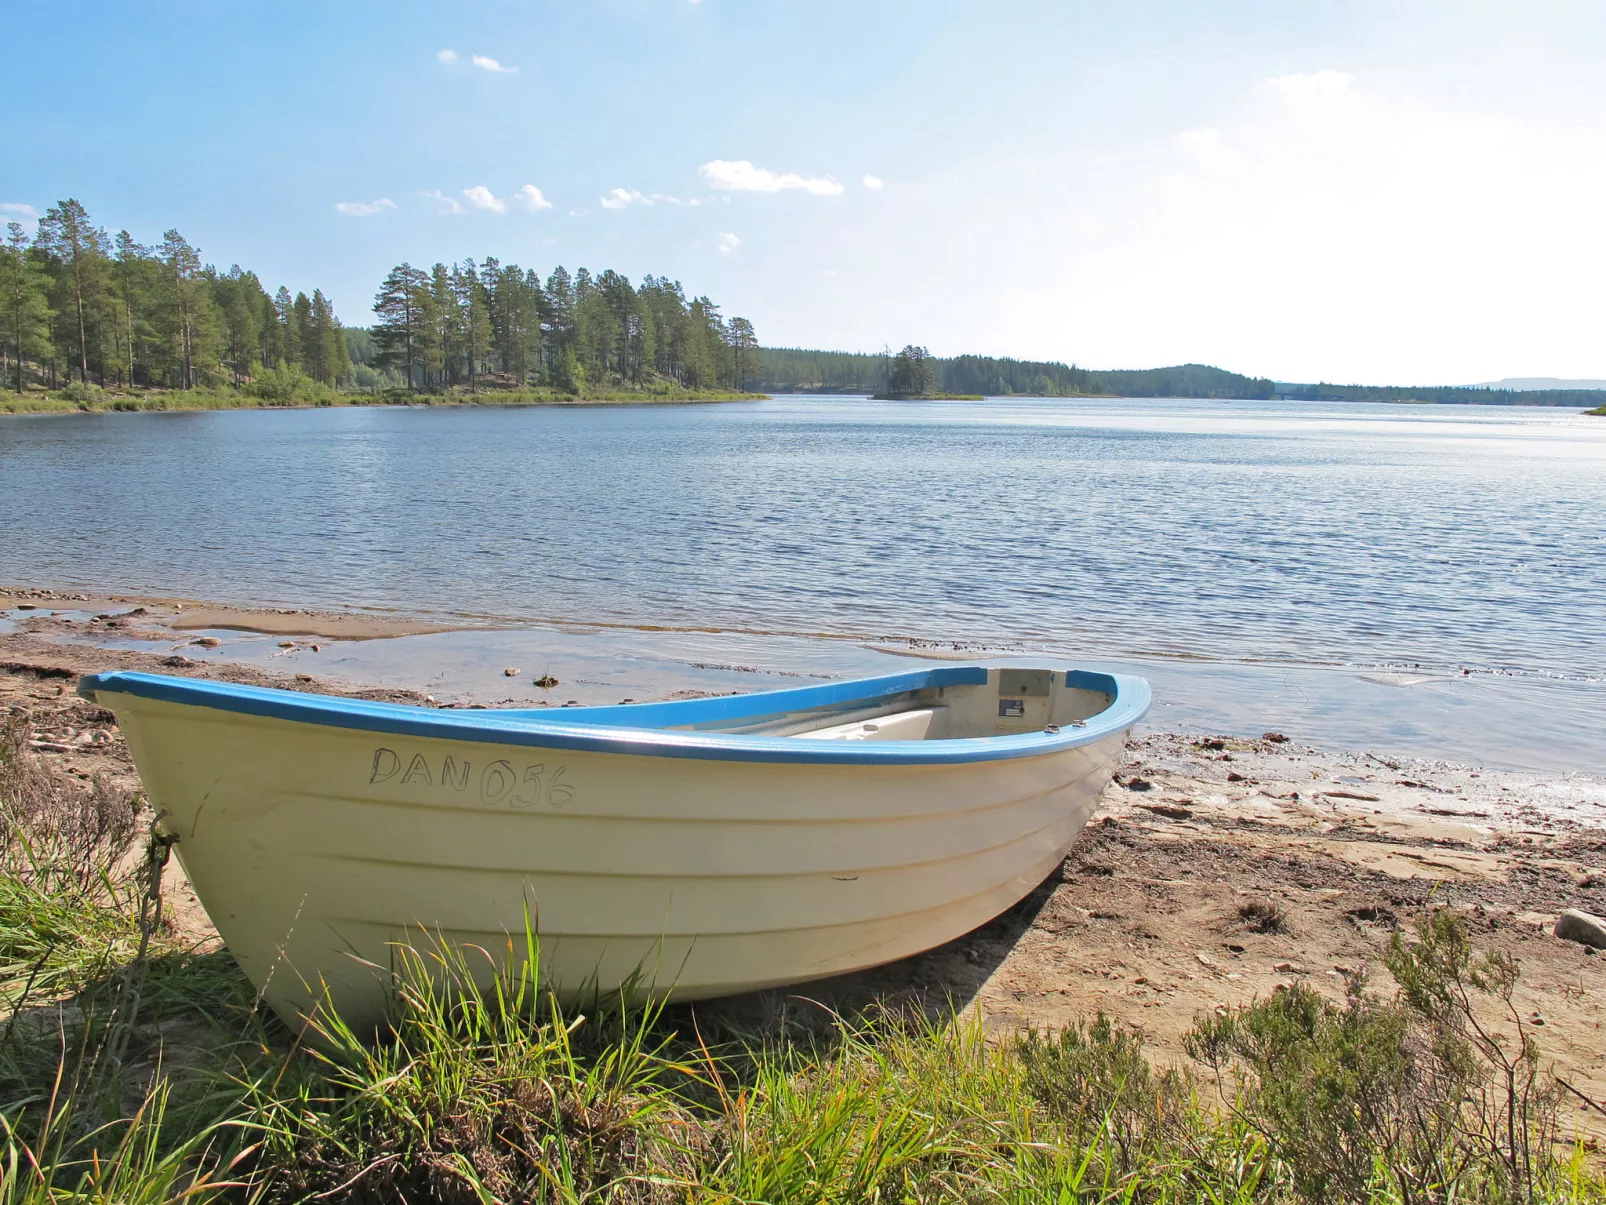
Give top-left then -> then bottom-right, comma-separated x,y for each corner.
487,263 -> 543,386
0,222 -> 52,393
158,229 -> 218,390
259,291 -> 284,369
306,291 -> 329,382
291,292 -> 314,380
35,199 -> 109,383
307,289 -> 346,384
544,266 -> 574,380
274,286 -> 297,369
372,263 -> 428,390
328,315 -> 351,384
213,266 -> 264,386
426,263 -> 456,389
728,317 -> 757,391
454,261 -> 491,392
109,232 -> 151,386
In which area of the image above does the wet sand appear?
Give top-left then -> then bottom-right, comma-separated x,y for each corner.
3,614 -> 1604,1144
0,586 -> 464,640
6,585 -> 1600,770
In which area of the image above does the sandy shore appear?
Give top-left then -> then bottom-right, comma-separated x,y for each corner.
3,620 -> 1603,1144
0,585 -> 463,640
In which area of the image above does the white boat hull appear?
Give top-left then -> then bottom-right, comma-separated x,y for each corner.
83,664 -> 1148,1030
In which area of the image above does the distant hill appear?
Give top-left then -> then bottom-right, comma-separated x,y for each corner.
753,351 -> 1274,400
752,349 -> 1606,407
1469,377 -> 1606,391
1277,381 -> 1606,407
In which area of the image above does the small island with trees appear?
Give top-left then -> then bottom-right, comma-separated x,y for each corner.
872,345 -> 983,400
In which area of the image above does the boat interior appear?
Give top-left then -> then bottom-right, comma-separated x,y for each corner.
651,667 -> 1116,742
81,665 -> 1137,750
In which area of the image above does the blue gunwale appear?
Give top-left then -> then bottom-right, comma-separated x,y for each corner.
77,666 -> 1150,766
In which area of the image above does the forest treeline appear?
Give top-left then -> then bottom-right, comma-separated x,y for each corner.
754,348 -> 1606,406
369,262 -> 756,394
0,200 -> 353,400
753,349 -> 1277,399
0,197 -> 758,402
1280,381 -> 1606,407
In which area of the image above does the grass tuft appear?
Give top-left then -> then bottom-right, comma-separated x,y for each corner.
1238,899 -> 1290,935
0,714 -> 143,1013
243,924 -> 698,1203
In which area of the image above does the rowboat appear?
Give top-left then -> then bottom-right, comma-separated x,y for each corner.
78,664 -> 1149,1030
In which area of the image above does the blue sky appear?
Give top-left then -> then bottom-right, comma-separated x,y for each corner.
4,0 -> 1605,383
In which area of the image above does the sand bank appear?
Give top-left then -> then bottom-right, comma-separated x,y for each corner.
1,585 -> 464,640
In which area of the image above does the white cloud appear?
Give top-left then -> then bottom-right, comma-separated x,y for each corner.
440,49 -> 517,73
568,209 -> 588,217
421,189 -> 464,215
424,185 -> 553,214
462,185 -> 506,213
717,232 -> 742,254
862,174 -> 885,190
334,198 -> 396,217
0,202 -> 38,220
514,184 -> 552,211
699,159 -> 844,196
600,187 -> 651,209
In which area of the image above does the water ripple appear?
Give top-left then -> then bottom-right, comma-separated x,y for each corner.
1,396 -> 1602,682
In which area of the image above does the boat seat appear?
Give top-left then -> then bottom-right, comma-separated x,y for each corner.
788,707 -> 943,742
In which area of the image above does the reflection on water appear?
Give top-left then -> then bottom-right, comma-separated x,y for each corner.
1,396 -> 1602,686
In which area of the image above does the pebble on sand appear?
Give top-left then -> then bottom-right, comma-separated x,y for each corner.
504,667 -> 519,677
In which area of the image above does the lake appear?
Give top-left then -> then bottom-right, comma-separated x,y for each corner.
3,397 -> 1603,767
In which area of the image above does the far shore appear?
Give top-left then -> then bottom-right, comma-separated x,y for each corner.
9,388 -> 1606,416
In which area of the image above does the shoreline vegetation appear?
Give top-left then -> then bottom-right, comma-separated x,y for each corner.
0,382 -> 755,415
3,636 -> 1606,1201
